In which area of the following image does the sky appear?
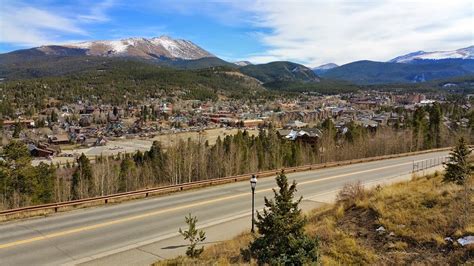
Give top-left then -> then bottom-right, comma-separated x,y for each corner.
0,0 -> 473,67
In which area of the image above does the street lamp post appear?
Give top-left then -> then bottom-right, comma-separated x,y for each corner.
250,174 -> 257,233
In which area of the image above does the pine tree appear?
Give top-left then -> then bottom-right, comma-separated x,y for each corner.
179,213 -> 206,258
248,171 -> 319,264
4,141 -> 30,163
428,103 -> 442,148
71,154 -> 93,200
118,158 -> 135,192
32,163 -> 55,204
443,137 -> 472,185
12,123 -> 22,138
444,137 -> 472,227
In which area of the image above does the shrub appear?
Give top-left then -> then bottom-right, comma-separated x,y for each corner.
246,171 -> 319,264
336,181 -> 368,207
179,213 -> 206,258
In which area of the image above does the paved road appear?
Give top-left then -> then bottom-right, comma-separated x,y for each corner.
0,151 -> 448,265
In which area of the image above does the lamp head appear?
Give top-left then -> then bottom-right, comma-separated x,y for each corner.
250,175 -> 257,189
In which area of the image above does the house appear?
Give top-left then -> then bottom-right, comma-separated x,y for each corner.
2,119 -> 35,128
285,120 -> 307,128
278,128 -> 322,146
355,119 -> 378,131
81,136 -> 108,147
48,134 -> 70,145
28,144 -> 55,157
241,119 -> 264,128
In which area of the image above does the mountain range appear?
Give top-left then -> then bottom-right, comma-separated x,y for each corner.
312,63 -> 339,75
319,46 -> 474,84
0,36 -> 317,84
389,46 -> 474,63
26,36 -> 215,60
1,36 -> 473,85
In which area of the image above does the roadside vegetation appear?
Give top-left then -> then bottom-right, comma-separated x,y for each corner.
157,144 -> 473,265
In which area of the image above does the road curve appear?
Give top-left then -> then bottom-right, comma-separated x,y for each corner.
0,151 -> 448,265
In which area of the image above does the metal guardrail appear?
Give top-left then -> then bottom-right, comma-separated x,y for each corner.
0,146 -> 465,221
412,156 -> 449,173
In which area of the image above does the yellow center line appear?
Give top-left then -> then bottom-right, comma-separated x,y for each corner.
0,161 -> 412,249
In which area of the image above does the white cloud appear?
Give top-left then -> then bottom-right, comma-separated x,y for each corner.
240,0 -> 474,67
78,0 -> 116,23
0,5 -> 86,46
0,1 -> 115,47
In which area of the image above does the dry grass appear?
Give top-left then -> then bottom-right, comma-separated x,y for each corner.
155,233 -> 254,266
157,170 -> 474,265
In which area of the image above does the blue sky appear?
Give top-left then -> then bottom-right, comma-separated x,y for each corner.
1,0 -> 473,66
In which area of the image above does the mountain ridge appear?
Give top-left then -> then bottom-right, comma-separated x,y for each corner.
21,35 -> 215,61
240,61 -> 320,84
321,59 -> 474,84
312,63 -> 339,75
389,46 -> 474,63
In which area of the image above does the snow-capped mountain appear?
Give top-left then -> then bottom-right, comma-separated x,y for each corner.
390,46 -> 474,63
234,61 -> 252,66
35,36 -> 215,60
312,63 -> 338,75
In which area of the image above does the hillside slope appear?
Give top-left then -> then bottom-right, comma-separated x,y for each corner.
322,59 -> 474,84
1,61 -> 265,107
240,61 -> 320,83
0,53 -> 237,80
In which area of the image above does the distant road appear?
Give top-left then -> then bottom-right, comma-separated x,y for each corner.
0,151 -> 448,265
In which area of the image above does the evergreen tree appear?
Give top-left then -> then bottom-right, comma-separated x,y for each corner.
248,171 -> 319,264
443,137 -> 472,228
427,103 -> 442,148
443,137 -> 472,185
32,163 -> 55,204
4,141 -> 30,163
118,158 -> 135,192
133,150 -> 144,165
179,213 -> 206,258
12,123 -> 22,138
71,154 -> 93,200
412,107 -> 428,149
113,106 -> 119,117
0,142 -> 56,207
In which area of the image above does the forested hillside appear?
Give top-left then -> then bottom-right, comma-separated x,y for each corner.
240,61 -> 320,83
0,54 -> 236,80
0,61 -> 266,115
322,59 -> 474,84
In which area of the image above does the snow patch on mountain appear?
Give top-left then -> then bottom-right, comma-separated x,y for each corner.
234,61 -> 252,66
62,36 -> 214,60
313,63 -> 338,70
390,46 -> 474,63
312,63 -> 339,75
